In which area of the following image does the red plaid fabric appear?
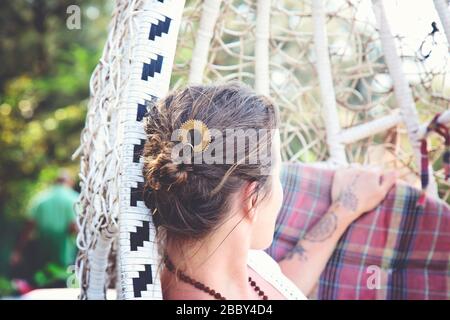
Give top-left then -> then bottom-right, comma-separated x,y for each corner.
267,162 -> 450,300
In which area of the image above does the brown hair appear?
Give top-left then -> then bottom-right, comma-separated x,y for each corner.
142,82 -> 279,261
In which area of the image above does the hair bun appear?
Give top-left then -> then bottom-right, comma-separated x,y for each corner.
143,129 -> 188,191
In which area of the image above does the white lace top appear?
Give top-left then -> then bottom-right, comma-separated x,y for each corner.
247,250 -> 307,300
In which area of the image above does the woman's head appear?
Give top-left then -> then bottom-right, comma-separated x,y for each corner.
142,82 -> 283,255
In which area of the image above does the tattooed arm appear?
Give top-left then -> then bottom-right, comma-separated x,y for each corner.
278,166 -> 397,296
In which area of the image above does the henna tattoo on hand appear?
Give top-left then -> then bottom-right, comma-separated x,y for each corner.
303,212 -> 338,242
337,187 -> 358,212
336,174 -> 359,212
284,243 -> 308,261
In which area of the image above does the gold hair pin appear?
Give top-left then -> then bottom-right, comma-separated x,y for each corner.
178,119 -> 211,153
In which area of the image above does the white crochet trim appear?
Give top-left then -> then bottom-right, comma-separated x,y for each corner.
247,250 -> 307,300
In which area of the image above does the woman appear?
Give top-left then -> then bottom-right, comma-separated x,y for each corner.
142,82 -> 397,300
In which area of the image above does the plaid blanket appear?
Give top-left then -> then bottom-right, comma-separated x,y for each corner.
267,162 -> 450,300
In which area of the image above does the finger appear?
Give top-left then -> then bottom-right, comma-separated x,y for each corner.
380,171 -> 397,193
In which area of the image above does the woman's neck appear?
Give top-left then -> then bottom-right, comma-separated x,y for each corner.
163,222 -> 255,299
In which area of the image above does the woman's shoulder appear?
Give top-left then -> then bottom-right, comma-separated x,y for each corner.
247,250 -> 308,300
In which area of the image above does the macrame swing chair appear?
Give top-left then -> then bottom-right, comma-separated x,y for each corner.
73,0 -> 450,300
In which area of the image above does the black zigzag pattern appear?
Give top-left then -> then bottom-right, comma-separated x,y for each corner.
132,264 -> 153,298
130,181 -> 145,206
133,139 -> 146,163
141,55 -> 163,81
137,104 -> 148,122
130,220 -> 150,251
136,97 -> 157,122
149,16 -> 171,41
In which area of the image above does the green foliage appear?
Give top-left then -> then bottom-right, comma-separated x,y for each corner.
0,276 -> 15,297
33,263 -> 74,288
0,0 -> 111,282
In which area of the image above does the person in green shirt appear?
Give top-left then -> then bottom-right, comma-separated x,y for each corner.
10,170 -> 79,277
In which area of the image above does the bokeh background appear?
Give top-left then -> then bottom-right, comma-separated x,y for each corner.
0,0 -> 112,296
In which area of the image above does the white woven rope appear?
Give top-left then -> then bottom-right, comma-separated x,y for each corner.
73,0 -> 137,299
254,0 -> 271,95
433,0 -> 450,46
312,0 -> 347,165
73,0 -> 185,300
337,111 -> 402,145
188,0 -> 223,84
118,0 -> 185,300
371,0 -> 438,197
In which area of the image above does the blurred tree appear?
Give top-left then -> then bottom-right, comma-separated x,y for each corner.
0,0 -> 111,282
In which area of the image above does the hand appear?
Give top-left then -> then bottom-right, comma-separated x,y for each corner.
331,165 -> 397,223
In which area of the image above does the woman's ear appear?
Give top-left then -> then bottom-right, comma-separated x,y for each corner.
242,181 -> 259,221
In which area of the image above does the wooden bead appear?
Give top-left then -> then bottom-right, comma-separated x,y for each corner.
164,255 -> 268,300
